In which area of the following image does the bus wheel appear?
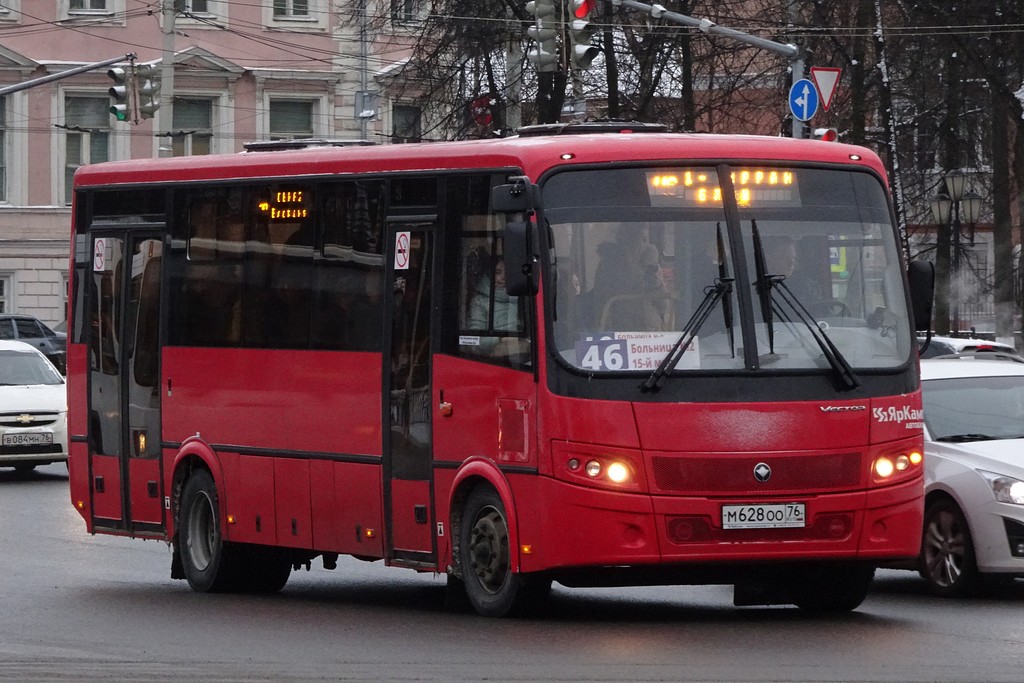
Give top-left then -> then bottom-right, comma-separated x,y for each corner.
243,548 -> 291,593
789,564 -> 875,613
460,487 -> 527,617
919,499 -> 978,597
178,469 -> 241,593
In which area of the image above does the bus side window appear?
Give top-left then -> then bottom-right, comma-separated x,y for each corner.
444,174 -> 531,370
181,194 -> 244,347
313,180 -> 385,352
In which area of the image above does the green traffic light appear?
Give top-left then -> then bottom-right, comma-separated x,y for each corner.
110,104 -> 130,122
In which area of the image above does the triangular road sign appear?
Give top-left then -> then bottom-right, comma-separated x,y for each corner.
810,67 -> 842,112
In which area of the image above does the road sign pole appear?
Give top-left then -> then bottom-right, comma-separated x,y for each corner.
791,53 -> 805,138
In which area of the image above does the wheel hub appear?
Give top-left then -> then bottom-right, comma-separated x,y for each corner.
468,507 -> 509,594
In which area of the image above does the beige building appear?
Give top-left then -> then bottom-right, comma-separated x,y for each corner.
0,0 -> 426,326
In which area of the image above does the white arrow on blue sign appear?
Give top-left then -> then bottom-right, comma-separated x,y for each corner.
788,78 -> 819,122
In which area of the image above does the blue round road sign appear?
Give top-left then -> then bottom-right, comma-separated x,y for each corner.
788,78 -> 819,122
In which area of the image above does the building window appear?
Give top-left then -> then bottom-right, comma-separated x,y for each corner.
64,97 -> 110,205
273,0 -> 309,18
0,276 -> 9,313
63,0 -> 124,20
269,100 -> 313,140
0,96 -> 6,202
392,104 -> 421,143
175,0 -> 210,12
391,0 -> 415,23
0,0 -> 21,21
172,98 -> 213,156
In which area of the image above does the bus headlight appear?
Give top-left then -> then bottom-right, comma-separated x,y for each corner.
874,457 -> 895,478
606,461 -> 630,484
871,448 -> 923,484
554,441 -> 646,492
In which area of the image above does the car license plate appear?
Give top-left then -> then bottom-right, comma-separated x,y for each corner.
722,503 -> 806,529
2,432 -> 53,446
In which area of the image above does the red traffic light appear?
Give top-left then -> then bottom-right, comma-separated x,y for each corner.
813,128 -> 838,142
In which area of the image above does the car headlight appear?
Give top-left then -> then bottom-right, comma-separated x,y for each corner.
978,470 -> 1024,505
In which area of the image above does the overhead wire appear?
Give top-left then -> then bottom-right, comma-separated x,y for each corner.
3,2 -> 1023,139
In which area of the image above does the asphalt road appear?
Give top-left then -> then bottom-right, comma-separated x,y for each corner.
2,463 -> 1022,682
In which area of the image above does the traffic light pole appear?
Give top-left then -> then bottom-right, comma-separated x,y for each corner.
0,54 -> 135,97
605,0 -> 806,137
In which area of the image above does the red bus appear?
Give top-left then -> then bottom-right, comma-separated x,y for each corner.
68,123 -> 934,616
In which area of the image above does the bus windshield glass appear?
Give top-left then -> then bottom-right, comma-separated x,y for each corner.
546,165 -> 913,374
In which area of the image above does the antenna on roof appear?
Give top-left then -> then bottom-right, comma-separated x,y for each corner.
242,139 -> 376,152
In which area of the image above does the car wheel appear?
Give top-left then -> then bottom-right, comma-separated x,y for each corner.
919,499 -> 979,597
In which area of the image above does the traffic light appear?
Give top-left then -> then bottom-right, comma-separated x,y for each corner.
812,128 -> 838,141
568,0 -> 600,69
135,64 -> 161,119
526,0 -> 558,73
107,65 -> 134,122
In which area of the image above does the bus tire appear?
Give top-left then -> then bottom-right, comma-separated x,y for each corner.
459,486 -> 534,617
178,469 -> 242,593
243,547 -> 292,593
789,563 -> 875,614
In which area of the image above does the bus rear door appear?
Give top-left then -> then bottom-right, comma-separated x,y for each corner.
86,229 -> 164,536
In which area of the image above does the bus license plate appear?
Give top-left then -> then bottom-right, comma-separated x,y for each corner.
2,432 -> 53,446
722,503 -> 805,529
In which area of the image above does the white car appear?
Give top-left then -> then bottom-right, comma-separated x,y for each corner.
918,334 -> 1018,359
918,357 -> 1024,595
0,340 -> 68,472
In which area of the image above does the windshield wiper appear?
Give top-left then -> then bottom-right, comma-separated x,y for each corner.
751,223 -> 859,391
640,278 -> 733,392
642,226 -> 734,392
936,433 -> 997,443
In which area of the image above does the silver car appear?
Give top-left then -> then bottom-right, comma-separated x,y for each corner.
0,340 -> 68,473
918,357 -> 1024,595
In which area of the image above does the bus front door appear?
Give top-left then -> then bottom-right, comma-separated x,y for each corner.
383,222 -> 436,564
86,231 -> 164,536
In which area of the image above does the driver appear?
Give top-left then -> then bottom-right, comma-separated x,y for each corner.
764,237 -> 825,300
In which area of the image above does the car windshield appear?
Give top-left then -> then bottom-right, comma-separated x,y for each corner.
0,349 -> 64,386
546,165 -> 913,375
922,375 -> 1024,441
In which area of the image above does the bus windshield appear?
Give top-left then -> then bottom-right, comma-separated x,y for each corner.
546,165 -> 913,375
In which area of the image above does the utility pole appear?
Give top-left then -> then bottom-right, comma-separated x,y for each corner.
607,0 -> 805,137
504,5 -> 523,133
357,0 -> 371,141
158,0 -> 176,157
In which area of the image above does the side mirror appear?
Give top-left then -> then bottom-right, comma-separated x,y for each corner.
490,176 -> 539,213
503,221 -> 537,297
907,260 -> 935,332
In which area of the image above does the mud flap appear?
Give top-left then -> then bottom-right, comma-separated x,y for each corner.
170,540 -> 185,580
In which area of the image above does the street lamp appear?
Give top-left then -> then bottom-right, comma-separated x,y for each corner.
930,171 -> 983,334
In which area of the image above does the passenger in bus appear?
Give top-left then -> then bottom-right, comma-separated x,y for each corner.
590,225 -> 668,331
468,257 -> 526,359
764,237 -> 825,301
